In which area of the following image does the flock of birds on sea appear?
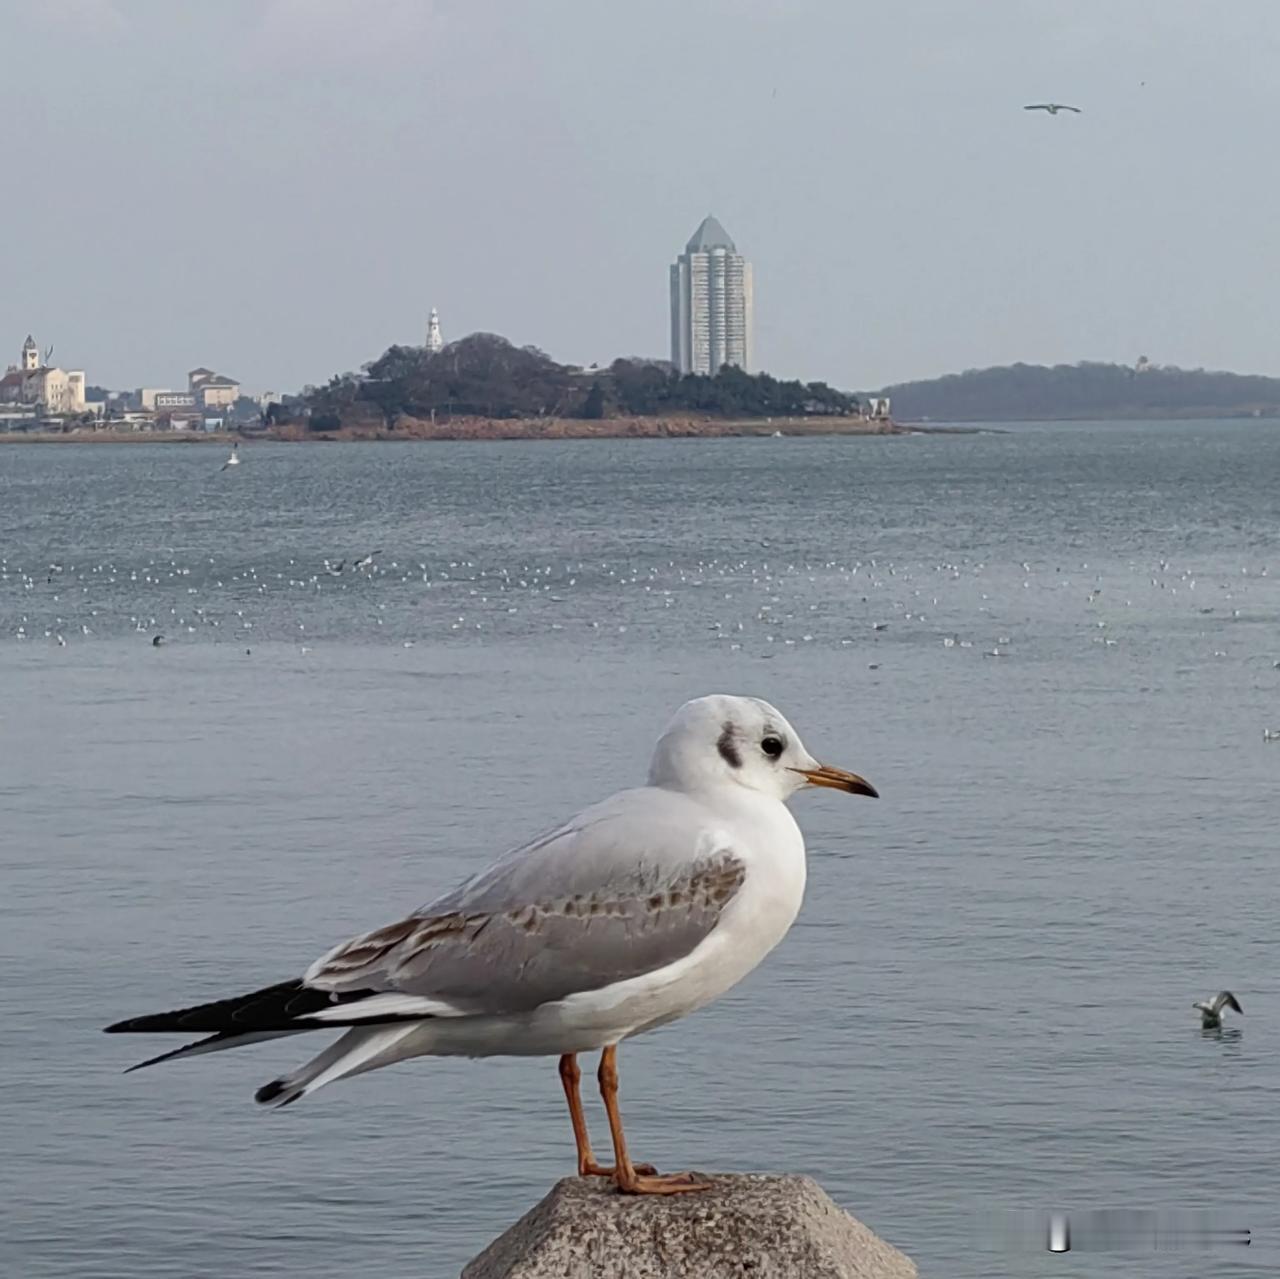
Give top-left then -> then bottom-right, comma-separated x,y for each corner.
4,546 -> 1278,695
3,443 -> 1278,748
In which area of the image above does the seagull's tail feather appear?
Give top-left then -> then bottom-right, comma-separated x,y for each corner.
255,1023 -> 422,1109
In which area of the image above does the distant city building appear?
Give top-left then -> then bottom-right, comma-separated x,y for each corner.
154,391 -> 197,410
188,367 -> 240,409
669,216 -> 754,376
0,335 -> 86,413
426,307 -> 444,354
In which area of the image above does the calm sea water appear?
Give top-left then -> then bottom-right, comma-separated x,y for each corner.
2,424 -> 1277,1278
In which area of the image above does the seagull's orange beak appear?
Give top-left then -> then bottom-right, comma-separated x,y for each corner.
792,764 -> 879,798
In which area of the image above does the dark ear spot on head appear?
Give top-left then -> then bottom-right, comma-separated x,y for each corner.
717,722 -> 742,769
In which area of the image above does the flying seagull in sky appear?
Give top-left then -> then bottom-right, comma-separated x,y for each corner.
104,695 -> 876,1195
1025,103 -> 1082,115
1193,991 -> 1242,1029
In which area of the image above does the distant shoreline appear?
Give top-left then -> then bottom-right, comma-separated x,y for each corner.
0,415 -> 909,444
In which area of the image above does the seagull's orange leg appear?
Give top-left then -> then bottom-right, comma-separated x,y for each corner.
596,1044 -> 708,1195
558,1053 -> 655,1178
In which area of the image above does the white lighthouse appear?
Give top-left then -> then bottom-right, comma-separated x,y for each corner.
425,308 -> 444,354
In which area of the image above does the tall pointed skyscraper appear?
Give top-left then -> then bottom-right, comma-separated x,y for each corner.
670,216 -> 753,375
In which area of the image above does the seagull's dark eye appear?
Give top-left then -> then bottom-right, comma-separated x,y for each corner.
761,735 -> 785,759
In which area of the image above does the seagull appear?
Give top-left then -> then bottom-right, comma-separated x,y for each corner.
104,695 -> 877,1195
1193,991 -> 1243,1029
1264,729 -> 1280,742
221,442 -> 241,471
353,551 -> 380,571
1025,103 -> 1082,115
324,559 -> 345,576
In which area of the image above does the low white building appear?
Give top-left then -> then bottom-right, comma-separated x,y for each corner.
155,391 -> 197,410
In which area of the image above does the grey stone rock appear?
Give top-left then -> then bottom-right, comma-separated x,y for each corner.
462,1174 -> 917,1279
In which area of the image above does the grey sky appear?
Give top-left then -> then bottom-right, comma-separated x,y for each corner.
3,0 -> 1278,395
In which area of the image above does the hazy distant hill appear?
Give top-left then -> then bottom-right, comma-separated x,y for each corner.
876,361 -> 1280,422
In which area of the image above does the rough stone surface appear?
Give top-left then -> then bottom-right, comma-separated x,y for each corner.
461,1174 -> 917,1279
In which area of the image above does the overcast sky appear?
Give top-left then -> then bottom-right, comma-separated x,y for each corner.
3,0 -> 1278,394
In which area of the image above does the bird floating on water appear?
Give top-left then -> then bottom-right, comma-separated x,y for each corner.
1025,102 -> 1082,115
104,695 -> 877,1196
221,442 -> 241,471
1263,729 -> 1280,742
1193,991 -> 1242,1029
353,551 -> 380,571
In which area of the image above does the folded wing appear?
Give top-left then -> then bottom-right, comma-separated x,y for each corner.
306,789 -> 746,1015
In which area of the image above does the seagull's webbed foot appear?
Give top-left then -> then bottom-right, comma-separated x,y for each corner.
581,1157 -> 658,1178
612,1165 -> 710,1196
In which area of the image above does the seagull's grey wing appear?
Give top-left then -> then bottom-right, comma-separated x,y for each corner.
303,789 -> 746,1017
1024,104 -> 1050,111
1216,991 -> 1242,1014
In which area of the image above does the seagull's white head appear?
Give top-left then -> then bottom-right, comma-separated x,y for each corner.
647,693 -> 878,803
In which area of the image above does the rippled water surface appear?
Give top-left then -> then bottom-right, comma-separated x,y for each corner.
2,424 -> 1278,1277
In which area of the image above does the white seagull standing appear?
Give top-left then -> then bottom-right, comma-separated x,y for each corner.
1025,102 -> 1082,115
221,441 -> 241,471
1193,991 -> 1243,1029
106,695 -> 877,1195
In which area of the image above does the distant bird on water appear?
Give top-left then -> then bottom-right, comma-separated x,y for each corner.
1025,103 -> 1082,115
221,442 -> 241,471
353,551 -> 380,571
1193,991 -> 1242,1029
1263,729 -> 1280,742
